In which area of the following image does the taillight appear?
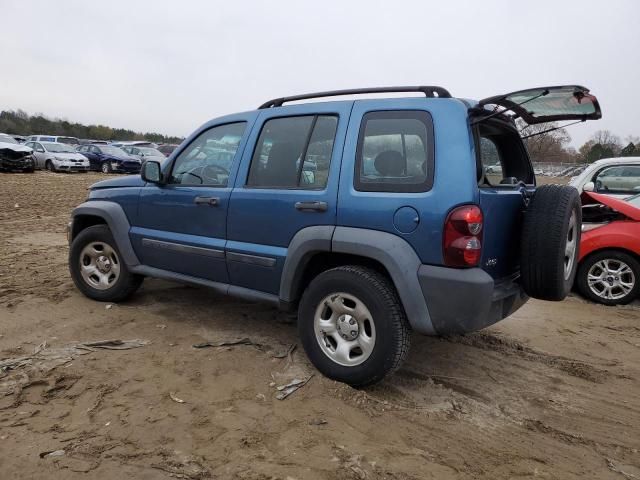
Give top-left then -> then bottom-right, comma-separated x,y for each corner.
443,205 -> 483,267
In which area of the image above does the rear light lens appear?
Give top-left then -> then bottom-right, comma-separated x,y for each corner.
443,205 -> 483,267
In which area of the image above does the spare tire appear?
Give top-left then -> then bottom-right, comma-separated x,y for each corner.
520,184 -> 581,301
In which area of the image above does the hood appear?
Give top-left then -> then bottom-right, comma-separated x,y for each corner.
0,142 -> 32,153
583,191 -> 640,222
90,175 -> 145,190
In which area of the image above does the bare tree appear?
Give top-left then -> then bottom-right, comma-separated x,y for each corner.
517,120 -> 574,163
590,130 -> 622,151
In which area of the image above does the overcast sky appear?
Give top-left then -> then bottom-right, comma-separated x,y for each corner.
1,0 -> 639,147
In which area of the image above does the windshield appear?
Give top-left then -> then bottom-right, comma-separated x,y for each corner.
43,142 -> 75,153
0,134 -> 18,144
138,147 -> 165,157
101,146 -> 127,156
57,137 -> 79,145
626,193 -> 640,208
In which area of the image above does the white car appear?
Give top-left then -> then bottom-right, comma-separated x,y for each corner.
569,157 -> 640,198
26,135 -> 80,146
24,141 -> 90,172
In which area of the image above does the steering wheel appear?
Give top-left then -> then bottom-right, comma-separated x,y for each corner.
182,164 -> 229,184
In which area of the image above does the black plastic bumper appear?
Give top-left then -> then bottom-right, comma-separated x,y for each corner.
0,159 -> 34,171
113,166 -> 141,174
418,265 -> 528,335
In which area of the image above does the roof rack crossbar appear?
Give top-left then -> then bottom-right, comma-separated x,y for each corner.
258,86 -> 452,109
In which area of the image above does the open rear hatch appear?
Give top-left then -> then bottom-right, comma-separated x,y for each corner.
473,85 -> 602,281
476,85 -> 602,125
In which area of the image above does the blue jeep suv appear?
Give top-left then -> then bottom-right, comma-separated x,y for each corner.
67,85 -> 601,385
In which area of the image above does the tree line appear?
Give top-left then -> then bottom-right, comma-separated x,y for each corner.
520,120 -> 638,164
2,108 -> 636,163
0,109 -> 184,144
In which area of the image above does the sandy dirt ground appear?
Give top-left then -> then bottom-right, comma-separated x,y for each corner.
1,171 -> 639,479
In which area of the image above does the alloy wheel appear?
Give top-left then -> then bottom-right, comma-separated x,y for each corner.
587,258 -> 635,301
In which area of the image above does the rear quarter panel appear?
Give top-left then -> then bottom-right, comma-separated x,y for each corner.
337,98 -> 477,265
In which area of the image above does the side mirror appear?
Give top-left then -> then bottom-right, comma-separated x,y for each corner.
141,160 -> 163,184
583,181 -> 595,192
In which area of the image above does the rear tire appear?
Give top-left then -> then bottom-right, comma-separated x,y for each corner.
576,250 -> 640,305
69,225 -> 143,302
298,266 -> 410,387
520,185 -> 581,301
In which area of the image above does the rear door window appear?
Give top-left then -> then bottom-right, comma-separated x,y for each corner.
355,111 -> 434,192
247,115 -> 337,189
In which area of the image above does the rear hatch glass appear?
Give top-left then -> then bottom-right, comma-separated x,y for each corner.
478,85 -> 601,125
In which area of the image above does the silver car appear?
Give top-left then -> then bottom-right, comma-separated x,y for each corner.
569,157 -> 640,198
25,141 -> 90,172
121,145 -> 166,163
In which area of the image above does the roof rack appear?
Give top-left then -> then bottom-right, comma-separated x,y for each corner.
258,86 -> 452,109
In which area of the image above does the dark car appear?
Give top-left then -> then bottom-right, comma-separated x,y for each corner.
76,144 -> 141,174
157,144 -> 179,156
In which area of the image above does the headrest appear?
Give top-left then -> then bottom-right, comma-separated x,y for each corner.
374,150 -> 404,176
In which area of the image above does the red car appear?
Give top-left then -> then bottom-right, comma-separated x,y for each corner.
577,192 -> 640,305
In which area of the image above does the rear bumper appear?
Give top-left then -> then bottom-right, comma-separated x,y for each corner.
418,265 -> 528,335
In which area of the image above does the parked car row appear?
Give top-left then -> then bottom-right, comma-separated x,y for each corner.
0,133 -> 173,174
2,133 -> 179,170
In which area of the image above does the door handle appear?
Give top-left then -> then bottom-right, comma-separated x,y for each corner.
294,201 -> 328,212
194,196 -> 220,206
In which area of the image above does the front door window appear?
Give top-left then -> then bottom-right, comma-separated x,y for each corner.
169,123 -> 246,186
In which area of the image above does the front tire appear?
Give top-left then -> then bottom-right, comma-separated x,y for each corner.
298,266 -> 410,387
69,225 -> 143,302
101,161 -> 112,174
576,250 -> 640,305
45,160 -> 56,172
